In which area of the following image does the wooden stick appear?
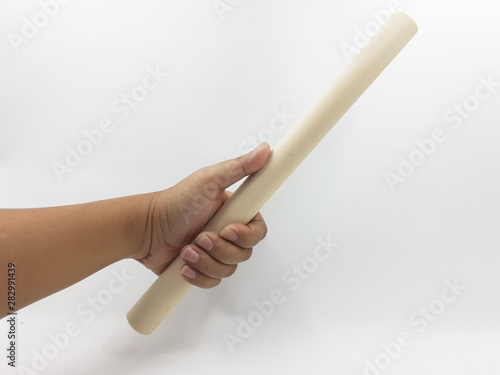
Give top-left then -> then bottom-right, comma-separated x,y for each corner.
127,11 -> 418,335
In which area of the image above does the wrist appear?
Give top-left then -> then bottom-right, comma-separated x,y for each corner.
125,191 -> 159,260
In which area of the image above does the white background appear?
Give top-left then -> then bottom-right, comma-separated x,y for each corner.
1,0 -> 500,374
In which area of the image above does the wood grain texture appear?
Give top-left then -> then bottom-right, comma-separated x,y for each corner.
127,11 -> 418,335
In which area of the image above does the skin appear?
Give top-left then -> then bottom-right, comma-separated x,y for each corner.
0,143 -> 271,320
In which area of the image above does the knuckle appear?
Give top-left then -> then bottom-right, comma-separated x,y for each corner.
242,248 -> 253,262
197,282 -> 211,289
195,167 -> 211,181
207,278 -> 221,289
225,265 -> 238,277
244,233 -> 257,248
213,241 -> 233,263
196,170 -> 220,199
261,222 -> 268,240
229,158 -> 245,177
222,246 -> 234,263
192,275 -> 220,289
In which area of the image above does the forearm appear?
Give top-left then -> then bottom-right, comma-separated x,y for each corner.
0,193 -> 154,318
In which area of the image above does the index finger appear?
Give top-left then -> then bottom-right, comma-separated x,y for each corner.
219,212 -> 268,249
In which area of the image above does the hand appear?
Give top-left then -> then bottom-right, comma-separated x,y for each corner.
134,143 -> 271,288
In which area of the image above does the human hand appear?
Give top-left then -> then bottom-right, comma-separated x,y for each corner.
134,142 -> 271,288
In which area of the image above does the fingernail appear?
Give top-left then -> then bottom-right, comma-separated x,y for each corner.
181,265 -> 196,279
181,247 -> 199,263
196,234 -> 213,251
251,142 -> 268,155
220,227 -> 238,242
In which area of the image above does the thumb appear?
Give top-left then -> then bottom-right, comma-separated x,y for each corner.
203,142 -> 271,190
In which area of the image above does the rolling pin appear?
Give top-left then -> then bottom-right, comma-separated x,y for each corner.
128,11 -> 418,334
